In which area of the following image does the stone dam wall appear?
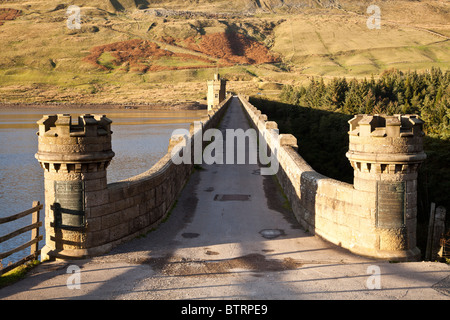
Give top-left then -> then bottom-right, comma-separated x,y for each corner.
238,95 -> 425,261
35,92 -> 425,262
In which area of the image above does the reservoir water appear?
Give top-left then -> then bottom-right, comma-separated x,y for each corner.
0,107 -> 206,268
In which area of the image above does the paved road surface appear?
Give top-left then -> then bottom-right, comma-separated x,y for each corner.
0,97 -> 448,300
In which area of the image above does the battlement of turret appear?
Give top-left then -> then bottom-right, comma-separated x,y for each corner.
35,114 -> 114,166
348,114 -> 425,138
37,114 -> 112,138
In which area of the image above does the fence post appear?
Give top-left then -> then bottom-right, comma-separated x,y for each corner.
433,206 -> 446,260
426,202 -> 436,260
30,201 -> 40,256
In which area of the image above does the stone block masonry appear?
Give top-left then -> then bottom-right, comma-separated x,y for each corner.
238,95 -> 426,261
35,95 -> 232,260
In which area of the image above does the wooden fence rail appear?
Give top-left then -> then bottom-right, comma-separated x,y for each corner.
0,201 -> 43,276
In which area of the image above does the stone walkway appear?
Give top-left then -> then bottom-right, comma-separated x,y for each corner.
0,97 -> 448,300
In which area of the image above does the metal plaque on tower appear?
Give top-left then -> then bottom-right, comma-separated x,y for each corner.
53,180 -> 85,229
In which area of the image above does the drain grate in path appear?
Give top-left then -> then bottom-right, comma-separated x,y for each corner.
260,229 -> 285,239
214,194 -> 251,201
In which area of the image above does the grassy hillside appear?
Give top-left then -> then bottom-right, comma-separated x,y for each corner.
0,0 -> 448,104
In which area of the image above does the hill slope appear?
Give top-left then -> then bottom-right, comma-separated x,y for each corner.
0,0 -> 448,104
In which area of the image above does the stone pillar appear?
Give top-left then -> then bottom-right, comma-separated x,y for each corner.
346,114 -> 426,261
35,114 -> 114,260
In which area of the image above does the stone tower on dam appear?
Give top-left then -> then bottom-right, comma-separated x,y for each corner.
207,73 -> 226,111
35,114 -> 115,259
346,114 -> 426,260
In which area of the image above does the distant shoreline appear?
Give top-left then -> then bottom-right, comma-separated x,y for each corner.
0,102 -> 207,111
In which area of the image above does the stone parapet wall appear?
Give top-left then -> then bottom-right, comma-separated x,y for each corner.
83,95 -> 232,257
37,95 -> 232,260
238,95 -> 424,261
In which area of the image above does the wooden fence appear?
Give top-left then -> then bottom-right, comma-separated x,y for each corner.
0,201 -> 43,276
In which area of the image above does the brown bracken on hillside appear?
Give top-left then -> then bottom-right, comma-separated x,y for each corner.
182,32 -> 279,66
0,8 -> 21,26
85,32 -> 279,72
84,39 -> 216,72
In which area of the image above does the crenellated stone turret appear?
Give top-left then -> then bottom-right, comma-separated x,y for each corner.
346,114 -> 426,260
35,114 -> 115,260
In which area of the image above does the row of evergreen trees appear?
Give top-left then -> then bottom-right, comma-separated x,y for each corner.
279,67 -> 450,139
